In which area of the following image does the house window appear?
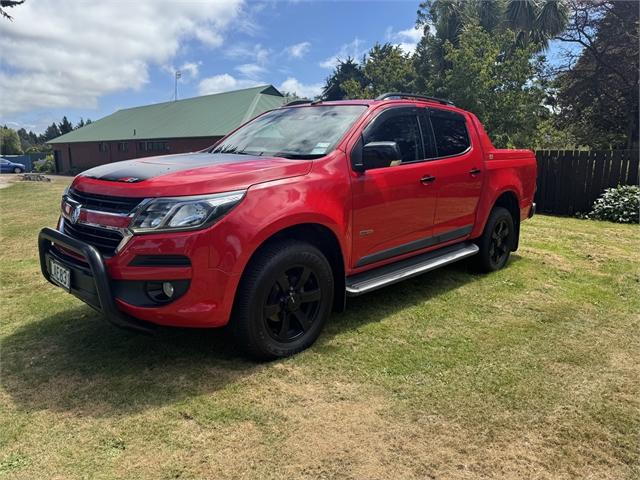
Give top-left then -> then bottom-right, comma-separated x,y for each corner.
98,142 -> 108,152
117,142 -> 128,152
140,141 -> 169,152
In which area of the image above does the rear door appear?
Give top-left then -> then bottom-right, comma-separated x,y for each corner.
422,108 -> 483,240
350,106 -> 438,268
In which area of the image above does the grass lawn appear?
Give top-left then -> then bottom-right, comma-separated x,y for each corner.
1,179 -> 639,479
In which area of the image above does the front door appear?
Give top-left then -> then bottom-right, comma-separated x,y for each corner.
351,107 -> 438,268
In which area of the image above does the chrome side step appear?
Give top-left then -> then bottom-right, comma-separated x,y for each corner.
345,242 -> 479,296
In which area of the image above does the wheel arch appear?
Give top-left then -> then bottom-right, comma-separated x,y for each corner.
492,190 -> 521,251
236,223 -> 347,313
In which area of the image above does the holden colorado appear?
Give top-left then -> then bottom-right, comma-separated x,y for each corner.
39,93 -> 537,359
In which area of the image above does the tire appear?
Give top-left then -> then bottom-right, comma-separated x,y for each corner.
13,167 -> 22,174
475,207 -> 516,273
231,240 -> 334,360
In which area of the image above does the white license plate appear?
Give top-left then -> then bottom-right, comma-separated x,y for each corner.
50,259 -> 71,290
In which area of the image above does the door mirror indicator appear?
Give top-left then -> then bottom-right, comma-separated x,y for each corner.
361,141 -> 402,171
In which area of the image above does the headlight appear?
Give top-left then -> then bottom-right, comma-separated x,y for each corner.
130,190 -> 245,233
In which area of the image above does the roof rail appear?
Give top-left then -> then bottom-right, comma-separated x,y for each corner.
284,99 -> 312,107
375,92 -> 454,106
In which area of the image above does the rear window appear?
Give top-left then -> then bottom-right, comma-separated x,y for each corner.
430,111 -> 470,157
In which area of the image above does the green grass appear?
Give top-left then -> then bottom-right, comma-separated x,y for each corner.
1,179 -> 639,479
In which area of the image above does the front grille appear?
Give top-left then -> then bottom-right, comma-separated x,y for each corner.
62,220 -> 124,256
68,188 -> 142,214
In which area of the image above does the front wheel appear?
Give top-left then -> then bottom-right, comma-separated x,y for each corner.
13,167 -> 22,174
475,207 -> 516,272
231,240 -> 334,359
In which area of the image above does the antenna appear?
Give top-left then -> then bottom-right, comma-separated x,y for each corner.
174,70 -> 182,101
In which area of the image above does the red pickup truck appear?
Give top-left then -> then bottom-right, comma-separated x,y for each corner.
39,93 -> 536,358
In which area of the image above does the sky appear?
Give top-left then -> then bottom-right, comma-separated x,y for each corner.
0,0 -> 424,133
0,0 -> 573,135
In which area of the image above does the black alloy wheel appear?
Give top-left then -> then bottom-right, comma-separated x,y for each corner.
476,206 -> 515,272
232,240 -> 334,359
489,218 -> 510,267
263,265 -> 322,342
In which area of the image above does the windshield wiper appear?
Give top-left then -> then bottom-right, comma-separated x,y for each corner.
212,147 -> 255,155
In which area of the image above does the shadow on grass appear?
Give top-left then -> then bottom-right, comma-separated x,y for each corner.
2,256 -> 522,417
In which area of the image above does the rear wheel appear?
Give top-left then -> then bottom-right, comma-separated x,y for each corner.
231,240 -> 334,359
476,207 -> 516,272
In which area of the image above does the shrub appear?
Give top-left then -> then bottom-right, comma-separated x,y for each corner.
34,154 -> 55,173
588,185 -> 639,223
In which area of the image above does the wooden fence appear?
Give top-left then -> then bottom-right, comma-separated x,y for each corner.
534,150 -> 639,215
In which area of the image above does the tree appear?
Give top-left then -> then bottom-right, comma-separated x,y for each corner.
414,0 -> 568,94
0,0 -> 25,21
505,0 -> 568,47
16,127 -> 39,151
42,122 -> 61,142
417,0 -> 568,48
341,43 -> 417,99
0,126 -> 23,154
76,118 -> 85,129
554,0 -> 639,149
441,25 -> 547,148
321,58 -> 366,101
58,116 -> 73,134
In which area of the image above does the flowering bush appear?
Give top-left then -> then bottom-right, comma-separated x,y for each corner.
34,154 -> 55,173
588,185 -> 639,223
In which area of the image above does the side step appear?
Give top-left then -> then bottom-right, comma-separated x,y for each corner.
345,242 -> 479,296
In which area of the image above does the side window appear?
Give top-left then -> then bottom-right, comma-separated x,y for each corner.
365,112 -> 423,163
430,111 -> 470,157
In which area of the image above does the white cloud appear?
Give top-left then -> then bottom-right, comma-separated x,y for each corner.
198,74 -> 260,95
387,26 -> 423,54
235,63 -> 266,79
284,41 -> 311,59
0,0 -> 244,117
162,61 -> 202,80
225,43 -> 270,65
279,77 -> 323,99
180,62 -> 201,79
319,38 -> 367,69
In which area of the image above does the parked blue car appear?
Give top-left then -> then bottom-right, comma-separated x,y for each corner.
0,158 -> 26,173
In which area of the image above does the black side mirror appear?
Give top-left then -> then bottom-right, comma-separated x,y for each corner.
362,141 -> 402,171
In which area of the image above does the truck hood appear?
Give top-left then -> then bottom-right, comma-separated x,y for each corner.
74,152 -> 312,197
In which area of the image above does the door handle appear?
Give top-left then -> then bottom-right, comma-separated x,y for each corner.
420,175 -> 436,184
469,168 -> 481,176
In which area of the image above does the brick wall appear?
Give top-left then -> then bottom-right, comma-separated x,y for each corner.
52,137 -> 222,173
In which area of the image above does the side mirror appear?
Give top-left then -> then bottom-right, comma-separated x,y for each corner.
362,141 -> 402,171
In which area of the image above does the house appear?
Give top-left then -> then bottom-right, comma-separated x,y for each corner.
48,85 -> 286,173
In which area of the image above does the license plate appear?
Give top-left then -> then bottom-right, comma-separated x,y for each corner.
50,259 -> 71,290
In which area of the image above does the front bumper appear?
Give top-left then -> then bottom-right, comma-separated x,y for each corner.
39,227 -> 156,333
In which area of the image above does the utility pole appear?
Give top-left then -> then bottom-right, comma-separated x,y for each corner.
174,70 -> 181,101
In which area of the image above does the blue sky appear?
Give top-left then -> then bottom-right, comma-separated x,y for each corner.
1,0 -> 570,134
1,0 -> 422,133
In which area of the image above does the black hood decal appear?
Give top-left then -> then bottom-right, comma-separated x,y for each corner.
81,153 -> 261,182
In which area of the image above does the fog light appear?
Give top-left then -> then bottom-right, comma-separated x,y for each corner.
162,282 -> 174,298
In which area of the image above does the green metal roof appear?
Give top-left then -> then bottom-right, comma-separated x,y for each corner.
49,85 -> 286,144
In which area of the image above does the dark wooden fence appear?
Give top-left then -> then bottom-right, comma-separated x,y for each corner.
534,150 -> 639,215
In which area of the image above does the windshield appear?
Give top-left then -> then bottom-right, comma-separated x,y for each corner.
211,105 -> 367,159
